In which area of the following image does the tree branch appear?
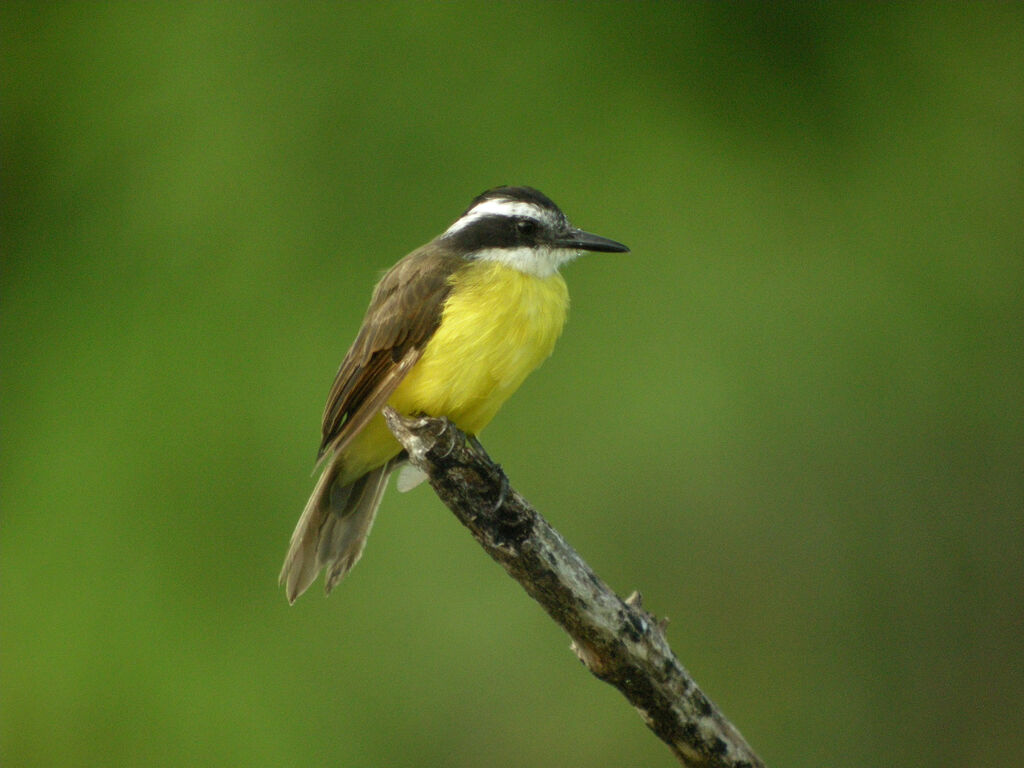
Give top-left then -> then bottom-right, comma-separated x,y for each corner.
383,408 -> 766,768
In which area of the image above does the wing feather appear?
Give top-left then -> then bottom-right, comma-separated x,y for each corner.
317,247 -> 462,460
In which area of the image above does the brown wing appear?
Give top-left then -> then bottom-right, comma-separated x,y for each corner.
317,246 -> 463,460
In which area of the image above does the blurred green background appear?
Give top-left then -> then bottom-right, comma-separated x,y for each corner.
3,3 -> 1023,767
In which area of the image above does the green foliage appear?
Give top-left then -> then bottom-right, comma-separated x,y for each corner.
3,4 -> 1023,766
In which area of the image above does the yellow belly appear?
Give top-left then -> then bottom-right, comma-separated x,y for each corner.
340,261 -> 569,482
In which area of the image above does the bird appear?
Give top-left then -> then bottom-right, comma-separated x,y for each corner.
280,186 -> 629,603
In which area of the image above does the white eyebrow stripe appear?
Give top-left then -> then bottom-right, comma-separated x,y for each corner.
442,199 -> 549,236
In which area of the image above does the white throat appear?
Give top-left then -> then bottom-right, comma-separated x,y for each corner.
472,245 -> 579,278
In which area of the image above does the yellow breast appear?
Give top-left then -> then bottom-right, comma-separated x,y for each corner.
392,260 -> 569,431
338,261 -> 569,483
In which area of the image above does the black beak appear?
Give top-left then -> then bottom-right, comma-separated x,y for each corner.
555,228 -> 630,253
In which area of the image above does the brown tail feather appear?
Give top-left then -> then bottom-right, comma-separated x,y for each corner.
279,458 -> 397,603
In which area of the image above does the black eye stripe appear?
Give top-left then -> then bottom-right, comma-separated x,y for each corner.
445,214 -> 548,252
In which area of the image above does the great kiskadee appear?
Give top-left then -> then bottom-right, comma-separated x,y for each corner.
280,186 -> 629,603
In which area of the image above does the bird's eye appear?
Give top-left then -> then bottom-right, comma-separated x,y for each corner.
515,218 -> 538,236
